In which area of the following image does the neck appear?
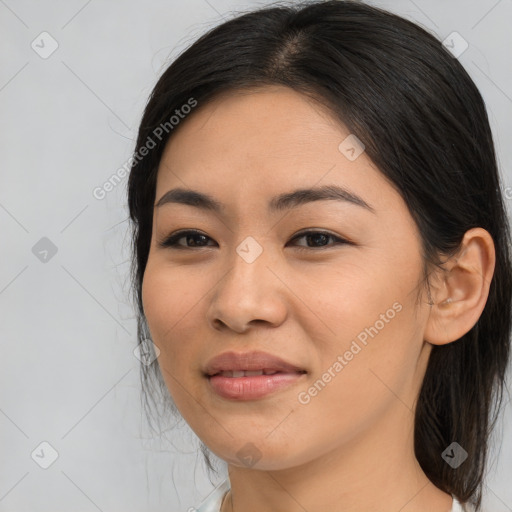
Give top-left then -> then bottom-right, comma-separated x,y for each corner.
221,401 -> 453,512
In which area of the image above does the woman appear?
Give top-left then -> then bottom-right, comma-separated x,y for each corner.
127,1 -> 512,510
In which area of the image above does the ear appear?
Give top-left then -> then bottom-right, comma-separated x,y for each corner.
424,228 -> 496,346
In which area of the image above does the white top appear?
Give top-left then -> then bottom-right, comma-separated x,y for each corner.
194,478 -> 472,511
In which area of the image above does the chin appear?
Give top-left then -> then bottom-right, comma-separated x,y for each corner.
204,437 -> 310,472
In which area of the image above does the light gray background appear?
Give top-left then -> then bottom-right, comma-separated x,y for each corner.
1,0 -> 511,511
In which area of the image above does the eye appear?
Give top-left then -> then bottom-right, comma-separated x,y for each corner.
158,229 -> 351,250
158,230 -> 216,249
287,230 -> 350,250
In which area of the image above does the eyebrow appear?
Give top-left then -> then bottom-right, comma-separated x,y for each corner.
155,184 -> 375,214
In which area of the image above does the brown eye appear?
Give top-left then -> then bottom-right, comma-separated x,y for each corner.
159,230 -> 216,249
288,230 -> 350,250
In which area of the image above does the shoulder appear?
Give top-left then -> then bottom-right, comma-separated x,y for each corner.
194,479 -> 230,512
451,496 -> 478,512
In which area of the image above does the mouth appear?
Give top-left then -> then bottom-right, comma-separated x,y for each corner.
203,350 -> 307,377
209,369 -> 305,378
204,350 -> 307,400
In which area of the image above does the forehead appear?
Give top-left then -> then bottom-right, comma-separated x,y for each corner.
158,86 -> 359,181
154,85 -> 401,221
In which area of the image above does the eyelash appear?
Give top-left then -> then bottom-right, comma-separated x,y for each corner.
158,229 -> 351,251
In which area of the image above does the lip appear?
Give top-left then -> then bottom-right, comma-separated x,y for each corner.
204,350 -> 307,400
204,350 -> 306,376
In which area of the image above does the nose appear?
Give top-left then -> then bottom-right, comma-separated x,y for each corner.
205,240 -> 288,333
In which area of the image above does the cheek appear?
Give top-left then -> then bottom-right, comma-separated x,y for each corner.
141,264 -> 210,421
141,263 -> 202,371
297,257 -> 424,409
294,255 -> 407,343
289,302 -> 422,460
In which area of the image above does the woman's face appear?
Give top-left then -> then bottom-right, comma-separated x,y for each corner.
142,85 -> 434,470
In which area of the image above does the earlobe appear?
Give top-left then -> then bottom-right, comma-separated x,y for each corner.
424,228 -> 496,346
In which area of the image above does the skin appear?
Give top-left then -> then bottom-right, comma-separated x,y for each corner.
141,85 -> 495,512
